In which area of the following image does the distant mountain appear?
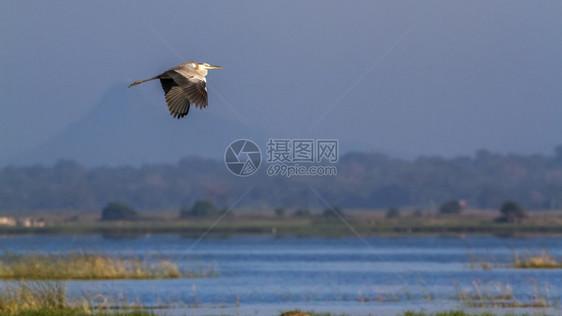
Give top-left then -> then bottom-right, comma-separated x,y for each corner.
6,85 -> 266,166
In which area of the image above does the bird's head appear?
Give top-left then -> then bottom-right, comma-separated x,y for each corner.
198,62 -> 222,70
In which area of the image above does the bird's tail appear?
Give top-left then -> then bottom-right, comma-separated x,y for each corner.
128,76 -> 159,88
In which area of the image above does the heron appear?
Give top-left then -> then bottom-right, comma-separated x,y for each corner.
129,61 -> 222,119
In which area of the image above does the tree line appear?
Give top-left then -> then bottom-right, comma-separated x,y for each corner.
1,146 -> 562,212
102,199 -> 527,224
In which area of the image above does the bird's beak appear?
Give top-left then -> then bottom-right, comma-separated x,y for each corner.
208,65 -> 222,69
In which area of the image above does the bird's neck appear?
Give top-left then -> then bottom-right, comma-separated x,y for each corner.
196,66 -> 208,77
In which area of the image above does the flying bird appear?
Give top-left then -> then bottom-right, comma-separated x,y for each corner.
129,61 -> 222,119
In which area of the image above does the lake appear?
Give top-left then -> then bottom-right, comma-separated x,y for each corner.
0,234 -> 561,315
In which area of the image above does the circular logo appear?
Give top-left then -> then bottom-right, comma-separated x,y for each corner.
225,139 -> 261,176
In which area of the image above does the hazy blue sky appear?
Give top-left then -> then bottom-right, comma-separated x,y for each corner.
1,1 -> 561,165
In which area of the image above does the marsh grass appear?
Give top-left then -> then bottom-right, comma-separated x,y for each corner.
400,312 -> 550,316
0,253 -> 213,280
280,311 -> 310,316
468,253 -> 498,270
467,249 -> 562,270
0,281 -> 65,313
513,251 -> 562,269
356,290 -> 401,303
455,279 -> 557,308
285,312 -> 552,316
0,311 -> 155,316
0,281 -> 161,315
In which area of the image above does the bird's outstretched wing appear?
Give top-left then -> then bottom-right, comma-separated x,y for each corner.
160,78 -> 190,119
166,68 -> 208,108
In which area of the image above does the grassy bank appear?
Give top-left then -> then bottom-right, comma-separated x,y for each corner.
1,216 -> 562,237
0,253 -> 212,280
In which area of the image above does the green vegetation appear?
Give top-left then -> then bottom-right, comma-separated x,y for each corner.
282,311 -> 553,316
322,206 -> 344,218
400,312 -> 550,316
496,201 -> 527,223
456,279 -> 555,308
2,213 -> 562,237
101,202 -> 139,221
2,148 -> 562,212
180,200 -> 219,218
280,311 -> 309,316
0,279 -> 555,316
513,251 -> 562,269
0,281 -> 156,315
0,311 -> 154,316
468,249 -> 562,270
0,281 -> 65,313
293,208 -> 312,218
274,207 -> 286,217
386,207 -> 400,218
439,200 -> 465,215
0,253 -> 209,280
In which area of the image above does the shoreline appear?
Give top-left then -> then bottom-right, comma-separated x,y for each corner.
1,219 -> 561,237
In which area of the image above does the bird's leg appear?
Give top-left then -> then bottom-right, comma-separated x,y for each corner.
128,76 -> 159,88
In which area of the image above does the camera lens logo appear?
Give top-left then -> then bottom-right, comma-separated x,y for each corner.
225,139 -> 261,176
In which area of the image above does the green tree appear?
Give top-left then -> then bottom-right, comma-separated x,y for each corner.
101,202 -> 138,221
496,200 -> 527,223
183,200 -> 219,218
274,207 -> 286,217
323,206 -> 344,218
293,208 -> 311,218
439,200 -> 465,215
179,206 -> 190,219
386,207 -> 400,219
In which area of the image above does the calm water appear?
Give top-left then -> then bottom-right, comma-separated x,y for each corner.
1,234 -> 561,315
